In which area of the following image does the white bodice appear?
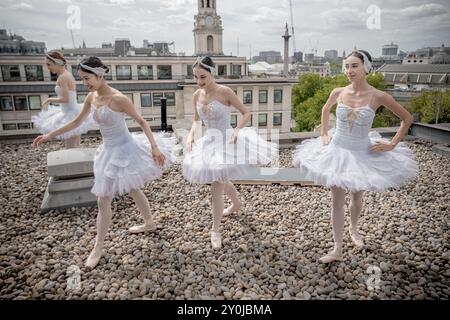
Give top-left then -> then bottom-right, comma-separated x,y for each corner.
91,104 -> 132,148
331,103 -> 376,150
55,85 -> 78,112
196,100 -> 232,132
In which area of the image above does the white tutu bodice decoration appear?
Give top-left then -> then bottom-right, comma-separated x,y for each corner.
182,100 -> 278,184
90,104 -> 176,197
32,85 -> 95,140
292,103 -> 418,191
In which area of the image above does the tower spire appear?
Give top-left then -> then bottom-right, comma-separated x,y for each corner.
193,0 -> 224,55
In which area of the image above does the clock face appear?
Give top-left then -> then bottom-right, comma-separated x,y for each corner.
206,15 -> 214,25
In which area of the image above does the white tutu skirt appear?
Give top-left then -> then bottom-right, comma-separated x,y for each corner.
292,131 -> 418,192
32,105 -> 95,140
183,127 -> 278,184
91,132 -> 176,197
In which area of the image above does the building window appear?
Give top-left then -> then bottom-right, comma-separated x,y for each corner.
71,65 -> 81,80
76,94 -> 86,104
28,96 -> 42,110
153,92 -> 164,107
258,113 -> 267,126
207,35 -> 214,52
1,65 -> 21,81
141,93 -> 152,108
18,123 -> 32,130
116,65 -> 132,80
138,65 -> 153,80
0,96 -> 14,111
25,65 -> 44,81
50,72 -> 58,81
230,114 -> 237,128
218,65 -> 227,76
124,93 -> 134,103
164,92 -> 175,106
273,112 -> 282,126
157,65 -> 172,80
259,90 -> 268,104
14,96 -> 28,111
274,89 -> 283,103
186,65 -> 193,79
243,90 -> 252,104
231,65 -> 241,76
2,123 -> 17,130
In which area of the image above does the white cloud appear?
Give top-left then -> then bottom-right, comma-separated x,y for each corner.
1,0 -> 449,57
109,0 -> 135,5
250,7 -> 287,24
161,0 -> 196,12
166,13 -> 194,26
11,2 -> 33,10
320,7 -> 367,30
111,17 -> 137,29
398,3 -> 447,18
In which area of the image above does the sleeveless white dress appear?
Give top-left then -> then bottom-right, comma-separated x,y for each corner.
90,104 -> 176,197
182,100 -> 278,184
292,103 -> 418,191
32,85 -> 95,140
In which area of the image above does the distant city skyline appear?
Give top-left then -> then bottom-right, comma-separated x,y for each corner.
0,0 -> 449,58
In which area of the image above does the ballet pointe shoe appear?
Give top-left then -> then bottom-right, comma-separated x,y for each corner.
319,248 -> 343,264
349,228 -> 364,248
128,222 -> 157,234
210,231 -> 222,250
223,202 -> 242,217
85,245 -> 103,269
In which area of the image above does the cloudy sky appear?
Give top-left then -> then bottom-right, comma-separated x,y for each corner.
0,0 -> 449,58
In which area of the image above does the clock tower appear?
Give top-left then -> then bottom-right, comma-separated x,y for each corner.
193,0 -> 224,56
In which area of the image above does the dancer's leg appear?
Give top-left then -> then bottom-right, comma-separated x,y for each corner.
86,196 -> 113,268
210,181 -> 225,249
319,187 -> 346,263
128,188 -> 157,233
349,190 -> 364,247
223,181 -> 242,216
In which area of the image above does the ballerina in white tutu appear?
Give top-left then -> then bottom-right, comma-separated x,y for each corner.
32,50 -> 94,148
183,56 -> 278,249
33,56 -> 176,269
292,50 -> 418,263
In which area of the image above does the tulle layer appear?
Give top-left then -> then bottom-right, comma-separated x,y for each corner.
183,127 -> 278,184
292,131 -> 418,191
91,132 -> 176,197
32,104 -> 96,140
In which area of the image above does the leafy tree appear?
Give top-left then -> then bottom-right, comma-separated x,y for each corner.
408,90 -> 450,124
292,73 -> 322,108
292,73 -> 392,131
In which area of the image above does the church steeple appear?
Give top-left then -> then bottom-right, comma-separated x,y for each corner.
193,0 -> 223,56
